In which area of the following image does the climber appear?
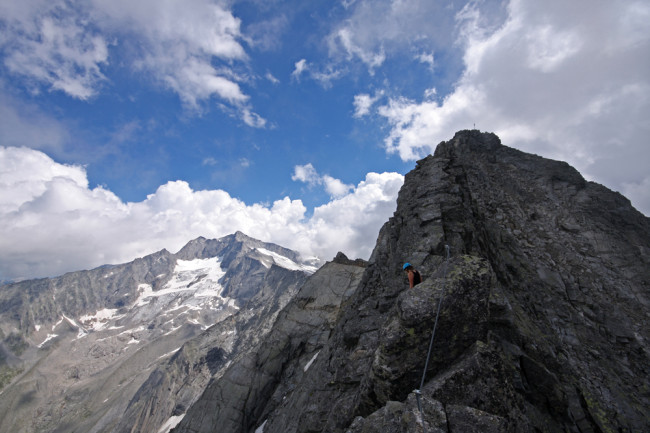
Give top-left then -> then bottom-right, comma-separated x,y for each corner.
403,263 -> 421,288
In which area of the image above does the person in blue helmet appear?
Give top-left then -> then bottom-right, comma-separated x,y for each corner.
403,263 -> 421,288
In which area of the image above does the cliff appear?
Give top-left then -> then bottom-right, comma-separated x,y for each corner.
173,130 -> 650,433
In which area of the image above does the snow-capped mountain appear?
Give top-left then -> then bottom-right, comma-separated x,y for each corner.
0,232 -> 316,433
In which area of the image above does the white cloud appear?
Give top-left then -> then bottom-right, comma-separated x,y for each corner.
292,164 -> 354,198
331,27 -> 385,71
310,66 -> 346,88
322,175 -> 352,198
291,58 -> 309,80
0,0 -> 266,125
0,147 -> 403,280
325,0 -> 505,75
415,52 -> 435,69
304,171 -> 404,261
0,147 -> 88,214
241,108 -> 267,128
291,163 -> 320,185
290,59 -> 345,88
353,91 -> 384,118
265,72 -> 280,84
2,2 -> 108,100
371,0 -> 650,215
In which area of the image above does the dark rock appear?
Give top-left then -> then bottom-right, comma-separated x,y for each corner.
232,130 -> 649,433
333,252 -> 368,267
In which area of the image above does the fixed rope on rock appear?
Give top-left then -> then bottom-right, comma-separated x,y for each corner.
414,244 -> 450,433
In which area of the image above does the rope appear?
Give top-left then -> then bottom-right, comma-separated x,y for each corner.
414,245 -> 450,433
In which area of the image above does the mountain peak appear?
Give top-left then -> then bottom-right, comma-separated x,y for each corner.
233,230 -> 252,241
433,129 -> 502,157
174,130 -> 649,433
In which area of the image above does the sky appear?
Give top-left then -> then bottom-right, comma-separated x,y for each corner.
0,0 -> 648,281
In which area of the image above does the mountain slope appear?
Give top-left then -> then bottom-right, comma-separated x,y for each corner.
173,253 -> 366,433
174,130 -> 649,433
0,232 -> 316,433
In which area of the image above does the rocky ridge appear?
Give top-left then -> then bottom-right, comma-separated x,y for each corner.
172,130 -> 649,433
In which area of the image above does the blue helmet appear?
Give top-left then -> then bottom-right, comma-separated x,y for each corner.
402,262 -> 412,270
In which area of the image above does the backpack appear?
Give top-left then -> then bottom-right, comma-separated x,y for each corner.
413,270 -> 421,286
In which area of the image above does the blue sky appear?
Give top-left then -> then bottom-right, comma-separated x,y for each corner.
1,0 -> 649,281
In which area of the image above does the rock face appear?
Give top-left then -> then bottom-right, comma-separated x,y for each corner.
175,130 -> 649,433
0,232 -> 316,433
172,254 -> 366,433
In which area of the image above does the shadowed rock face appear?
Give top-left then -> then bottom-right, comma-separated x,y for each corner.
174,130 -> 649,433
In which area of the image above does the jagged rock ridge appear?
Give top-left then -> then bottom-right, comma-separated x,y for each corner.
172,130 -> 649,433
0,232 -> 317,433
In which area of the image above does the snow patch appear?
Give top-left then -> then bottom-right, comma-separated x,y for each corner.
52,317 -> 64,331
163,325 -> 183,336
134,284 -> 154,307
79,308 -> 125,331
256,248 -> 318,274
119,325 -> 146,336
62,315 -> 75,324
134,257 -> 228,307
304,350 -> 320,372
158,347 -> 181,360
38,334 -> 58,348
158,414 -> 185,433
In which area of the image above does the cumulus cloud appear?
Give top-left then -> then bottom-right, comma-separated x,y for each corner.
292,163 -> 355,198
0,0 -> 266,125
291,163 -> 320,185
369,0 -> 650,215
0,147 -> 403,280
353,91 -> 384,118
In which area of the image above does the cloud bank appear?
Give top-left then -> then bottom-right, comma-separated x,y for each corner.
0,147 -> 403,280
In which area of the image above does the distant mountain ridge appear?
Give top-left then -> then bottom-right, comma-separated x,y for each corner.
0,232 -> 317,433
